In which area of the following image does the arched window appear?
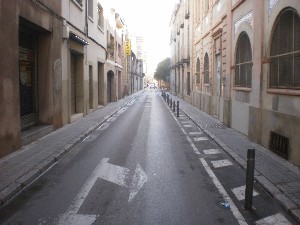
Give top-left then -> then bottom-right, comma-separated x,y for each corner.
196,58 -> 200,84
235,32 -> 252,87
204,53 -> 209,84
270,8 -> 300,89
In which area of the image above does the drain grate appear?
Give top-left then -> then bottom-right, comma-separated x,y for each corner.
269,131 -> 289,159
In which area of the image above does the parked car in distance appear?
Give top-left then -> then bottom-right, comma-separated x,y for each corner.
149,83 -> 156,89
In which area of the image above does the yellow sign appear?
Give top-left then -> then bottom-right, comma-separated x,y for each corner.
125,40 -> 131,56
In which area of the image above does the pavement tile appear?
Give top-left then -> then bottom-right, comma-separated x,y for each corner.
274,193 -> 298,211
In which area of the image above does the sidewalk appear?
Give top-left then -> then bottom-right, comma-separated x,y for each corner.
0,91 -> 143,207
168,92 -> 300,223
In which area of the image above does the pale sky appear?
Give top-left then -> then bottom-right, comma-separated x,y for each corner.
108,0 -> 179,74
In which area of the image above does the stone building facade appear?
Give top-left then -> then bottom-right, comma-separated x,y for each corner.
0,0 -> 63,157
170,0 -> 300,166
0,0 -> 143,159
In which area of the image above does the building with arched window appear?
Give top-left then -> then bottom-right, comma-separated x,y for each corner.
170,0 -> 300,166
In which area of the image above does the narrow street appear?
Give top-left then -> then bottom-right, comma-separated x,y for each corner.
0,90 -> 297,225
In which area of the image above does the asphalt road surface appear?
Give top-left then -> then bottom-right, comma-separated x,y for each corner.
0,90 -> 297,225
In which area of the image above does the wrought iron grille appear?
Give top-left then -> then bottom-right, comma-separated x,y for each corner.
269,131 -> 289,159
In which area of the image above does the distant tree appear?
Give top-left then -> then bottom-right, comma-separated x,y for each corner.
154,58 -> 170,82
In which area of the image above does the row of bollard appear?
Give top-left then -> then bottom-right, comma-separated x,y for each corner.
161,91 -> 255,211
161,91 -> 179,117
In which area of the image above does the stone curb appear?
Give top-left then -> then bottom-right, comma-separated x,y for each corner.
0,92 -> 142,207
178,104 -> 300,224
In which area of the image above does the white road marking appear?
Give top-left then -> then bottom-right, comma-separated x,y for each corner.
182,121 -> 193,124
211,159 -> 233,168
168,100 -> 247,225
183,124 -> 193,128
189,132 -> 203,135
129,164 -> 148,203
57,158 -> 112,225
171,112 -> 201,155
200,158 -> 247,225
98,159 -> 130,187
231,185 -> 259,201
107,117 -> 117,122
96,123 -> 109,131
255,213 -> 292,225
203,149 -> 221,155
58,158 -> 148,224
193,137 -> 209,142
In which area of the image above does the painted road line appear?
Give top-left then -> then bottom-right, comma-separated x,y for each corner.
128,164 -> 148,203
200,158 -> 247,225
203,149 -> 221,155
168,102 -> 246,225
107,117 -> 117,122
57,158 -> 112,225
189,132 -> 203,135
183,124 -> 193,128
231,185 -> 259,201
182,121 -> 193,124
58,158 -> 148,225
211,159 -> 233,168
193,137 -> 209,142
255,213 -> 292,225
170,112 -> 201,155
96,123 -> 109,131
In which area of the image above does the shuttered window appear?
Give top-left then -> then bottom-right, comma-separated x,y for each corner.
270,9 -> 300,89
204,53 -> 209,84
235,32 -> 252,87
196,58 -> 200,84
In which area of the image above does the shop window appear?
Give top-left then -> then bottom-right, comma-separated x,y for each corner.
270,8 -> 300,89
235,32 -> 252,87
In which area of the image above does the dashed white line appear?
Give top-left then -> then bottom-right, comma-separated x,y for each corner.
193,137 -> 209,142
211,159 -> 233,168
231,185 -> 259,201
189,132 -> 203,135
200,158 -> 248,225
255,213 -> 292,225
203,149 -> 221,155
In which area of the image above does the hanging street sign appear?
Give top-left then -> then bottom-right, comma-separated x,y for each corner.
125,40 -> 131,56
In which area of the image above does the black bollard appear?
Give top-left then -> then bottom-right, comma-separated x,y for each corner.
177,101 -> 179,117
167,94 -> 169,104
173,100 -> 175,112
170,98 -> 172,108
244,148 -> 255,210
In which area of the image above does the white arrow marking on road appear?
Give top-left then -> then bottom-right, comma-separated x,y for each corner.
98,158 -> 130,187
58,158 -> 147,225
129,163 -> 148,203
57,158 -> 112,225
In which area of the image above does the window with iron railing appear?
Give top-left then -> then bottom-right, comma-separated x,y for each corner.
235,32 -> 252,87
270,8 -> 300,89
